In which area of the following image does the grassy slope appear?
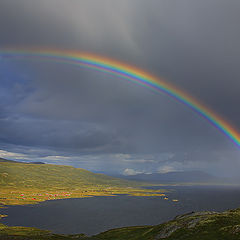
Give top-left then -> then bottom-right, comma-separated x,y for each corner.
1,208 -> 240,239
0,160 -> 132,188
0,161 -> 165,205
95,208 -> 240,240
1,159 -> 240,239
0,223 -> 89,240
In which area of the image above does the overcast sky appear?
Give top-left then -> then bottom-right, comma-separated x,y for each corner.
0,0 -> 240,176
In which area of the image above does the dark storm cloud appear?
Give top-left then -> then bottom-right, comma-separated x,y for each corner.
0,0 -> 240,175
4,60 -> 231,153
0,0 -> 140,62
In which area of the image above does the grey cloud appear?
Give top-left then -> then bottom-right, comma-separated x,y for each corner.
0,0 -> 141,61
0,0 -> 240,175
0,116 -> 119,152
8,60 -> 232,153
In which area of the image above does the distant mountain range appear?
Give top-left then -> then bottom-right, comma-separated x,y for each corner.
114,171 -> 226,184
0,158 -> 17,163
0,158 -> 45,164
0,157 -> 232,184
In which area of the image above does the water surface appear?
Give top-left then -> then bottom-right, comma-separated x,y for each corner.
2,186 -> 240,235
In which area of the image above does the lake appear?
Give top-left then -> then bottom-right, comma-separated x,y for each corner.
2,185 -> 240,236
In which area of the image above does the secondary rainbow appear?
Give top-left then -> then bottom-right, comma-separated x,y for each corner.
1,47 -> 240,148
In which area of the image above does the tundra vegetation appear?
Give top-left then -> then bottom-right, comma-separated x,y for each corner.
2,159 -> 239,239
0,160 -> 165,206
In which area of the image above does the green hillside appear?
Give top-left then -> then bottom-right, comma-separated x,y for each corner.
0,160 -> 165,205
1,208 -> 240,239
1,159 -> 240,239
0,158 -> 18,163
95,208 -> 240,240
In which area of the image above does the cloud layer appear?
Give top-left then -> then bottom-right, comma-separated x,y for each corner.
0,0 -> 240,176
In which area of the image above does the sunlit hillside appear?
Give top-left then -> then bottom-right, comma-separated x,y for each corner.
0,159 -> 165,205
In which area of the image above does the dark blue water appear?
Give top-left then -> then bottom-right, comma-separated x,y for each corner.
1,186 -> 240,235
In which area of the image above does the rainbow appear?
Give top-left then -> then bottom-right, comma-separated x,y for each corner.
1,47 -> 240,148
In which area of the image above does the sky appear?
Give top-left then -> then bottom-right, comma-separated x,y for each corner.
0,0 -> 240,177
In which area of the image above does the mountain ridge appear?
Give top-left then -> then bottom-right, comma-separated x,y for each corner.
115,170 -> 226,184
